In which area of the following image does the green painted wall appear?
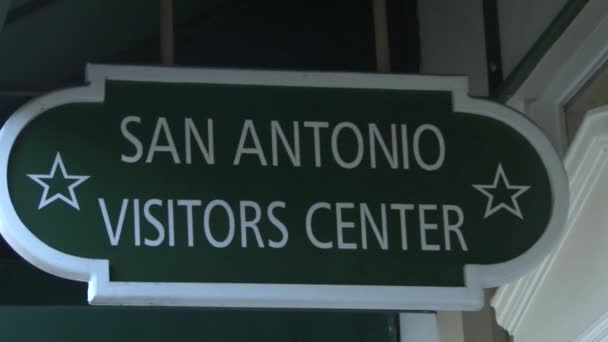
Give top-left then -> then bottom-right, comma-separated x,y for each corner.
0,306 -> 398,341
0,260 -> 398,341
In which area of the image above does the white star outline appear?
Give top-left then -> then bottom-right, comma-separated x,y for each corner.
27,152 -> 90,210
472,164 -> 531,219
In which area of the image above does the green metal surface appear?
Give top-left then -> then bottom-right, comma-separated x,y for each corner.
7,78 -> 552,287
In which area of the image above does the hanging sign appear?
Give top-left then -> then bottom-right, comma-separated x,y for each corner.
0,65 -> 568,310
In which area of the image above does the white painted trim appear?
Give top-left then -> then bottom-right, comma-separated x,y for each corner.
492,0 -> 608,334
0,64 -> 568,310
400,313 -> 440,342
493,107 -> 608,334
506,0 -> 608,155
574,311 -> 608,342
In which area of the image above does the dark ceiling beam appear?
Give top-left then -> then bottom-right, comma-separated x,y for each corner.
0,0 -> 226,86
100,0 -> 248,66
5,0 -> 57,26
0,81 -> 80,97
0,0 -> 10,31
160,0 -> 175,65
372,0 -> 391,72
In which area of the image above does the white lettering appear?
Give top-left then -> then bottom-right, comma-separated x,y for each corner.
203,199 -> 235,248
143,199 -> 165,247
146,117 -> 180,164
233,120 -> 267,166
390,203 -> 414,250
239,200 -> 265,248
443,205 -> 468,251
185,118 -> 214,164
177,199 -> 201,247
360,203 -> 388,250
99,198 -> 129,246
413,124 -> 445,171
120,116 -> 143,163
267,201 -> 288,248
336,202 -> 357,249
303,121 -> 329,167
419,204 -> 440,251
331,123 -> 364,169
271,121 -> 301,166
369,124 -> 398,169
306,202 -> 333,249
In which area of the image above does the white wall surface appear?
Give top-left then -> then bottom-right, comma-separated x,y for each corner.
498,0 -> 569,76
418,0 -> 488,96
492,108 -> 608,342
516,161 -> 608,341
437,291 -> 509,342
462,290 -> 509,342
400,313 -> 440,342
437,312 -> 464,342
492,5 -> 608,336
420,0 -> 571,96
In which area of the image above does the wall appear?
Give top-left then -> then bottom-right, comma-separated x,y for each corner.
498,0 -> 569,77
514,112 -> 608,341
418,0 -> 488,96
438,312 -> 464,342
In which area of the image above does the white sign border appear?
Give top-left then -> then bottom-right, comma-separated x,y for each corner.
0,64 -> 569,311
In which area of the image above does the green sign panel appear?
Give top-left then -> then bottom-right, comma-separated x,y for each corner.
0,65 -> 568,310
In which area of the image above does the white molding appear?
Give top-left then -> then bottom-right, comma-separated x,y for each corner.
492,0 -> 608,334
574,311 -> 608,342
553,107 -> 608,342
0,64 -> 568,310
493,106 -> 608,334
400,313 -> 440,342
505,0 -> 608,156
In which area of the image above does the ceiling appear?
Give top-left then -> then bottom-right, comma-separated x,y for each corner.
0,0 -> 420,122
0,0 -> 420,258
